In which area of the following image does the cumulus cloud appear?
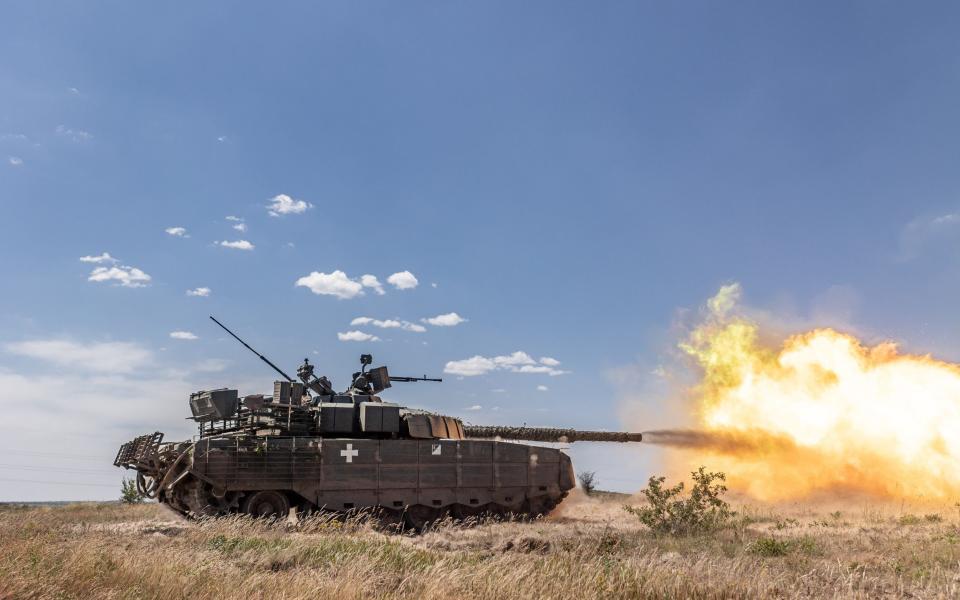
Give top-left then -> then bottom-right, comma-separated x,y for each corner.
225,215 -> 242,222
4,339 -> 152,373
465,405 -> 483,411
165,226 -> 188,237
218,240 -> 254,250
361,274 -> 385,295
444,352 -> 568,377
537,385 -> 549,391
494,351 -> 537,367
337,330 -> 380,342
296,270 -> 365,299
88,265 -> 151,288
8,156 -> 22,166
539,357 -> 560,367
267,194 -> 312,216
186,287 -> 211,297
422,312 -> 467,327
387,271 -> 418,290
350,317 -> 426,332
169,331 -> 198,340
443,356 -> 497,376
79,252 -> 117,264
233,223 -> 247,232
55,125 -> 92,142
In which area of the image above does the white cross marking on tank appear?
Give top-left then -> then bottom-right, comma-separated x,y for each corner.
341,443 -> 359,463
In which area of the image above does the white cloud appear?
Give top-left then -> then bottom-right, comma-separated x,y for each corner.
218,240 -> 254,250
360,274 -> 385,295
217,135 -> 227,142
1,133 -> 28,142
444,351 -> 568,377
422,312 -> 467,327
68,87 -> 80,94
225,215 -> 242,222
4,339 -> 152,373
337,330 -> 380,342
431,283 -> 438,288
296,270 -> 368,299
169,331 -> 198,340
494,351 -> 537,367
8,156 -> 22,166
88,265 -> 151,288
465,405 -> 483,411
350,317 -> 426,332
539,357 -> 560,367
444,355 -> 497,376
387,271 -> 419,290
165,226 -> 188,237
55,125 -> 92,141
537,385 -> 549,392
233,223 -> 247,232
186,287 -> 211,297
79,252 -> 117,264
267,194 -> 312,216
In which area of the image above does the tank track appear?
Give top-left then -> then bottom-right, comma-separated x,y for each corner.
166,479 -> 566,529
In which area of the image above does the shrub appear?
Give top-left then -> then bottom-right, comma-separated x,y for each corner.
577,471 -> 597,496
747,537 -> 791,557
898,514 -> 922,526
120,478 -> 144,504
746,535 -> 819,557
623,466 -> 734,535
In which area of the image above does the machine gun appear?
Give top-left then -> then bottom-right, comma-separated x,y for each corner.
350,354 -> 441,393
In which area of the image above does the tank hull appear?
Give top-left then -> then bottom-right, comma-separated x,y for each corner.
122,434 -> 574,525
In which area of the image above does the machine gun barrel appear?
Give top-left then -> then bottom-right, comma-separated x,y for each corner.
463,425 -> 642,443
209,316 -> 295,382
389,375 -> 443,383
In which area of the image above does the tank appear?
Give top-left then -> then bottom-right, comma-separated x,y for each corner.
114,318 -> 643,527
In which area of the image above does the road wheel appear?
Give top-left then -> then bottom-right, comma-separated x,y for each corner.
242,491 -> 290,518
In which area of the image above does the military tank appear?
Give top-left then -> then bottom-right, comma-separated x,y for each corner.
114,317 -> 643,527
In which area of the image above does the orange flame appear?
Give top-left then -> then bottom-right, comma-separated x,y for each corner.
677,285 -> 960,501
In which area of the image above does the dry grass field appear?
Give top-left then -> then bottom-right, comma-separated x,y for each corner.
4,491 -> 960,599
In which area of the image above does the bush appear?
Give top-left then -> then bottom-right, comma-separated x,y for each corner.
747,537 -> 791,556
577,471 -> 597,496
120,477 -> 144,504
623,466 -> 733,535
747,535 -> 819,557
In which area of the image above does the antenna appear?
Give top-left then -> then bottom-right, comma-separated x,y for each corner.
209,316 -> 295,382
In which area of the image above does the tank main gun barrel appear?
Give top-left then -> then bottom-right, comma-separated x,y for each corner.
463,425 -> 642,443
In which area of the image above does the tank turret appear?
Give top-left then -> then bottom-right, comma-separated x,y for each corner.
114,317 -> 643,528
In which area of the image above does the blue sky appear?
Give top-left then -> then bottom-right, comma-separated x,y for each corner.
2,2 -> 960,500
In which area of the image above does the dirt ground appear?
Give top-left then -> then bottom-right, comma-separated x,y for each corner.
3,491 -> 960,599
